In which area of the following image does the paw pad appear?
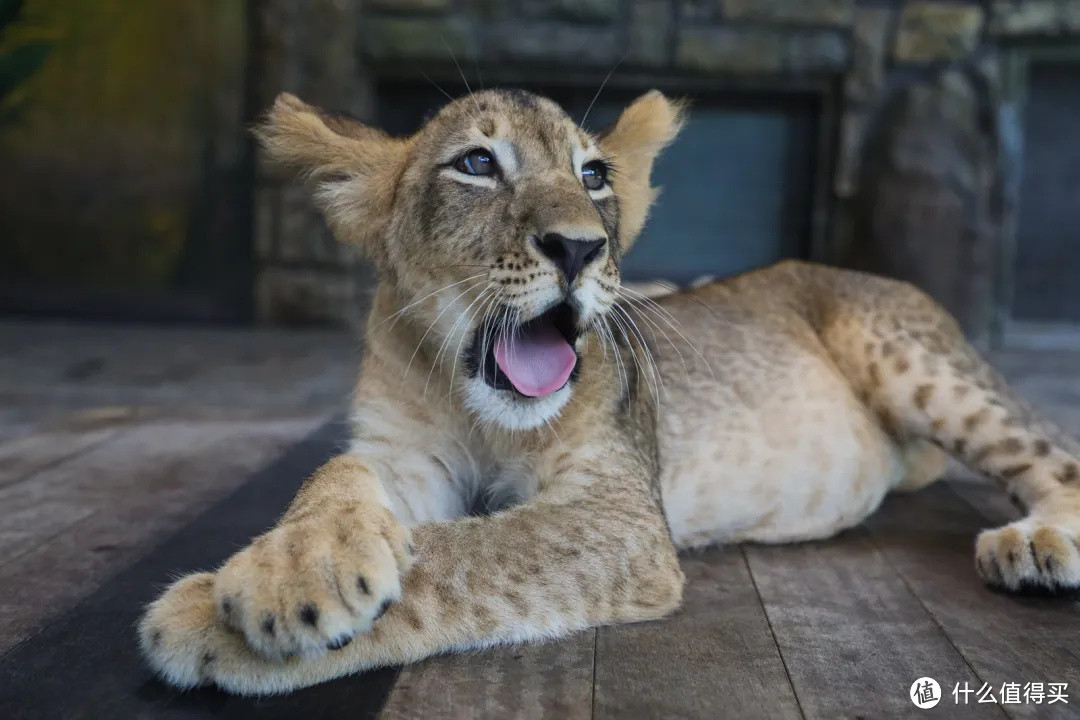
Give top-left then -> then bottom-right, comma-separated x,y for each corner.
298,604 -> 319,627
976,521 -> 1080,593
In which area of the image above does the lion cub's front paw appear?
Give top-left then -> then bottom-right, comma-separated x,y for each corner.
213,501 -> 413,660
976,519 -> 1080,593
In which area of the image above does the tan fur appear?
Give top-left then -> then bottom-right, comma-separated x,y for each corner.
140,90 -> 1080,696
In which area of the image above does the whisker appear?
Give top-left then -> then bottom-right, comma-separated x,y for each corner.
609,313 -> 639,399
607,319 -> 628,393
611,306 -> 663,404
620,300 -> 690,380
609,312 -> 646,399
615,304 -> 666,400
601,316 -> 628,398
477,295 -> 500,386
472,54 -> 484,91
580,56 -> 624,130
375,273 -> 486,330
448,288 -> 502,401
443,38 -> 483,120
401,279 -> 486,383
421,70 -> 456,105
590,319 -> 609,367
619,285 -> 716,336
427,284 -> 495,398
542,415 -> 561,441
618,288 -> 716,381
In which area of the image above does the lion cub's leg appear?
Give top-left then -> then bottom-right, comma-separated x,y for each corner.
139,474 -> 682,695
809,267 -> 1080,593
140,456 -> 416,681
894,438 -> 949,492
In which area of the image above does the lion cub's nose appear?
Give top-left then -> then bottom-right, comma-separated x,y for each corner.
534,233 -> 607,286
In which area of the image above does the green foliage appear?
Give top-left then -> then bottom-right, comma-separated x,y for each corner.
0,0 -> 51,119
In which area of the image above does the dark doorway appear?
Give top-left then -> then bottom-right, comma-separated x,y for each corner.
1012,61 -> 1080,324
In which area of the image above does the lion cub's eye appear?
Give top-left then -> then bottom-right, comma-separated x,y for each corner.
454,148 -> 496,176
582,160 -> 608,191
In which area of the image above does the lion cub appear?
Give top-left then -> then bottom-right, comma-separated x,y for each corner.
139,88 -> 1080,695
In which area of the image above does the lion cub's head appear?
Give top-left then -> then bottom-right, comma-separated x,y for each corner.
259,88 -> 683,430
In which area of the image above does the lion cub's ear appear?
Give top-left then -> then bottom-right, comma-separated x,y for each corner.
255,93 -> 409,254
598,91 -> 686,251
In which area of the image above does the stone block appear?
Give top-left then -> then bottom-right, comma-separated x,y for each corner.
990,0 -> 1080,35
367,0 -> 452,11
1065,0 -> 1080,30
520,0 -> 618,22
845,6 -> 894,101
679,0 -> 719,24
491,21 -> 618,67
253,186 -> 280,262
277,185 -> 355,265
989,1 -> 1059,35
461,0 -> 514,20
834,110 -> 868,197
363,16 -> 478,62
720,0 -> 854,26
255,267 -> 362,327
850,65 -> 1003,345
785,30 -> 850,73
252,0 -> 367,114
675,26 -> 784,74
627,0 -> 672,67
894,3 -> 984,62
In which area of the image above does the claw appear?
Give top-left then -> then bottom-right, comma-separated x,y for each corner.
373,599 -> 393,622
327,634 -> 353,651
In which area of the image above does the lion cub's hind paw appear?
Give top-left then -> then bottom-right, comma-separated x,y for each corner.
976,522 -> 1080,596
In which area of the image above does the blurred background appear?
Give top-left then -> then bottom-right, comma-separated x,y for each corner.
1,0 -> 1078,347
2,0 -> 1080,668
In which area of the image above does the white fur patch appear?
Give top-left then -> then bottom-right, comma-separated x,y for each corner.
463,376 -> 573,431
440,167 -> 497,190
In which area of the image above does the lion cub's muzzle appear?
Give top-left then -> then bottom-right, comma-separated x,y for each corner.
464,301 -> 581,398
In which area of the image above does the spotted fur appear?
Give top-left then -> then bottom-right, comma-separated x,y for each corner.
139,90 -> 1080,696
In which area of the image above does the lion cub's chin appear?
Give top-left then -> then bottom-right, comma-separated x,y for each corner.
462,377 -> 574,431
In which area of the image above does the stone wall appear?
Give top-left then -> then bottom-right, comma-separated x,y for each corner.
251,0 -> 1080,337
250,0 -> 371,328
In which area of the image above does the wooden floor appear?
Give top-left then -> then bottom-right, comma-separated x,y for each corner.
0,320 -> 355,651
2,320 -> 1080,718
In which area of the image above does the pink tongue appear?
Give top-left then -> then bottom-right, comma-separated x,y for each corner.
494,323 -> 577,398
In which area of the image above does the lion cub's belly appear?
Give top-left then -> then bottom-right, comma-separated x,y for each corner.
653,295 -> 905,548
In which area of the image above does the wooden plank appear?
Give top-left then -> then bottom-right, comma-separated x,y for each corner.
0,417 -> 322,653
744,528 -> 991,719
379,635 -> 594,720
594,547 -> 803,720
866,485 -> 1080,720
0,421 -> 404,720
947,478 -> 1023,527
0,428 -> 116,491
0,321 -> 355,421
0,418 -> 319,564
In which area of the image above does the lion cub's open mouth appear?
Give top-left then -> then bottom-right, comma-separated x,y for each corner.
469,302 -> 580,398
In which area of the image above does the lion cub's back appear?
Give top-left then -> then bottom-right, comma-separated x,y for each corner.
649,263 -> 906,547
